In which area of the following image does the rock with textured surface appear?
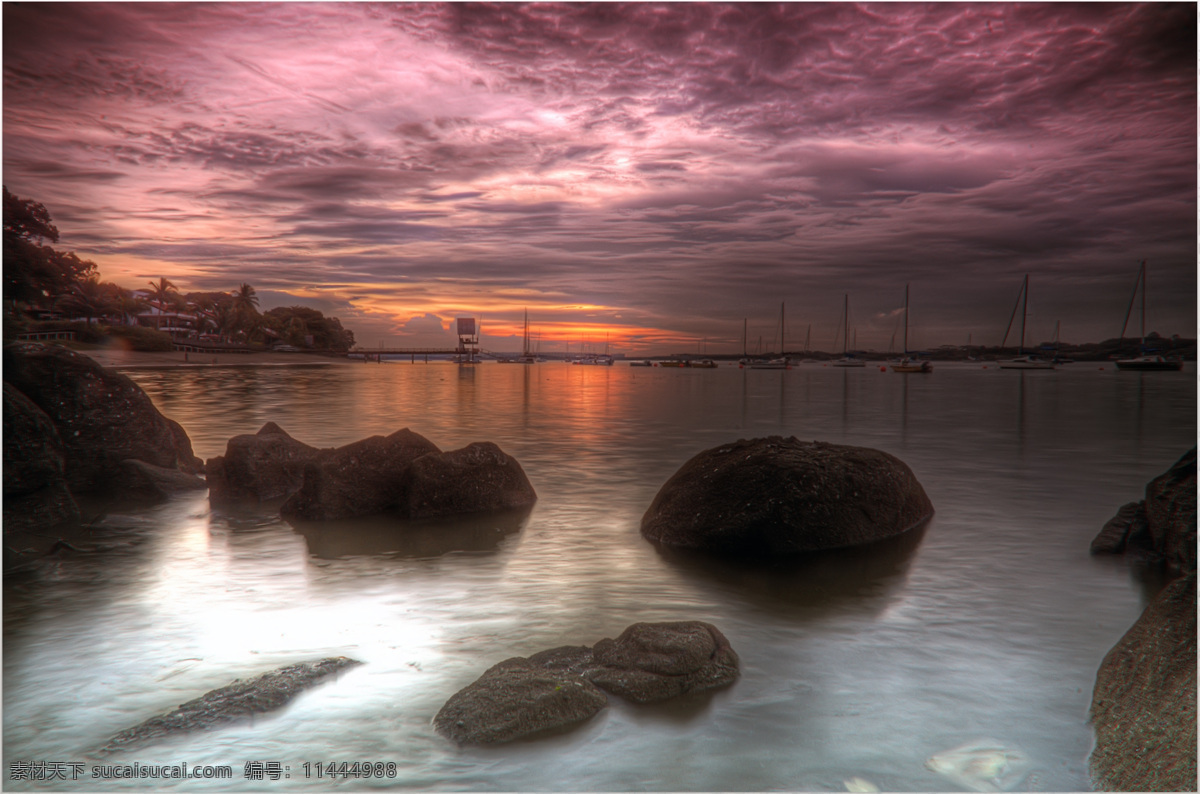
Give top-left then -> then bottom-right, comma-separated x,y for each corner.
433,658 -> 608,745
398,442 -> 537,520
434,621 -> 739,745
105,657 -> 361,752
3,343 -> 203,495
3,382 -> 79,534
641,437 -> 933,555
1092,448 -> 1197,574
279,429 -> 440,520
532,621 -> 740,704
207,422 -> 321,505
1089,573 -> 1196,791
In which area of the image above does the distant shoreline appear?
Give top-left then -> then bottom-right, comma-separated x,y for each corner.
78,348 -> 356,370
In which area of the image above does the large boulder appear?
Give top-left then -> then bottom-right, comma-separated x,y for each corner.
279,429 -> 441,520
434,621 -> 739,745
1089,573 -> 1196,791
207,422 -> 322,505
530,621 -> 740,704
3,343 -> 203,495
3,382 -> 80,535
433,658 -> 608,745
1092,448 -> 1196,574
641,437 -> 933,555
398,442 -> 538,520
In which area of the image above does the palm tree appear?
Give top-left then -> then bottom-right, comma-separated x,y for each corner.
112,291 -> 148,326
56,277 -> 115,327
233,283 -> 259,334
147,277 -> 177,330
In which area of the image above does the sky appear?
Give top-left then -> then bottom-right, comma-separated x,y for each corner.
3,2 -> 1196,355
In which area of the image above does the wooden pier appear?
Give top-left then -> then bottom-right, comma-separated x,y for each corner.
350,347 -> 475,363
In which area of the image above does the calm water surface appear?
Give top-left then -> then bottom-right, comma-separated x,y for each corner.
4,360 -> 1195,791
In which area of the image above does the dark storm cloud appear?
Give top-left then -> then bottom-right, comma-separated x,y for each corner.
2,2 -> 1194,350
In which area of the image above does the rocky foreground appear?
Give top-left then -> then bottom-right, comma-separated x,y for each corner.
1089,447 -> 1197,791
3,343 -> 206,564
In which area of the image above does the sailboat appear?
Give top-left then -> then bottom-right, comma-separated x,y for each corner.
833,294 -> 866,367
1116,260 -> 1183,371
747,302 -> 790,369
891,284 -> 932,373
998,275 -> 1055,370
498,309 -> 537,363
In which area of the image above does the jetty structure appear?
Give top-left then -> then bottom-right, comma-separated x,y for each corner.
350,316 -> 481,363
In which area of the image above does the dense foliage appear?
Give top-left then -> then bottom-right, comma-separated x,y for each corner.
3,187 -> 356,352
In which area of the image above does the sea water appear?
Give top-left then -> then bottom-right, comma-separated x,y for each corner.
3,360 -> 1194,791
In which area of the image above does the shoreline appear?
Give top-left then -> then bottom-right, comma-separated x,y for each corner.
77,348 -> 357,370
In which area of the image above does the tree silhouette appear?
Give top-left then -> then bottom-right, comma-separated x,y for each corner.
147,277 -> 178,330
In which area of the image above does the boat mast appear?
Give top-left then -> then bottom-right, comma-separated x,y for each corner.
780,302 -> 785,356
523,309 -> 530,356
804,324 -> 810,353
742,318 -> 747,357
1140,260 -> 1146,346
843,294 -> 849,355
904,283 -> 910,355
1019,274 -> 1028,354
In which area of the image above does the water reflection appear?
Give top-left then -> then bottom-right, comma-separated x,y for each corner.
288,508 -> 532,559
650,521 -> 929,620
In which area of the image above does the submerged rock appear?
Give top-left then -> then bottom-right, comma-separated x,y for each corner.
924,740 -> 1032,792
3,343 -> 203,496
118,459 -> 208,503
433,658 -> 608,745
207,422 -> 322,505
641,437 -> 933,555
434,621 -> 738,745
1092,447 -> 1197,574
280,429 -> 441,520
1089,573 -> 1197,791
104,657 -> 361,752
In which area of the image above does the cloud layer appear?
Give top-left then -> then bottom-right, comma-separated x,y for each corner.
4,2 -> 1195,351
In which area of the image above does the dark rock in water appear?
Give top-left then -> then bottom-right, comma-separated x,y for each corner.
119,459 -> 208,503
531,621 -> 740,704
3,383 -> 79,535
433,658 -> 608,745
280,429 -> 441,520
3,343 -> 203,495
1089,573 -> 1196,791
398,442 -> 537,520
641,436 -> 933,555
207,422 -> 321,505
434,621 -> 739,745
1091,501 -> 1151,555
104,657 -> 360,752
1093,448 -> 1196,575
1145,448 -> 1197,575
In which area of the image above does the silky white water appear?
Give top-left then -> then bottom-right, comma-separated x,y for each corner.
4,360 -> 1193,791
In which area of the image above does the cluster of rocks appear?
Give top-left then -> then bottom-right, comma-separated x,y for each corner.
641,436 -> 935,555
1089,447 -> 1197,792
3,344 -> 205,558
206,422 -> 537,522
434,621 -> 739,744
